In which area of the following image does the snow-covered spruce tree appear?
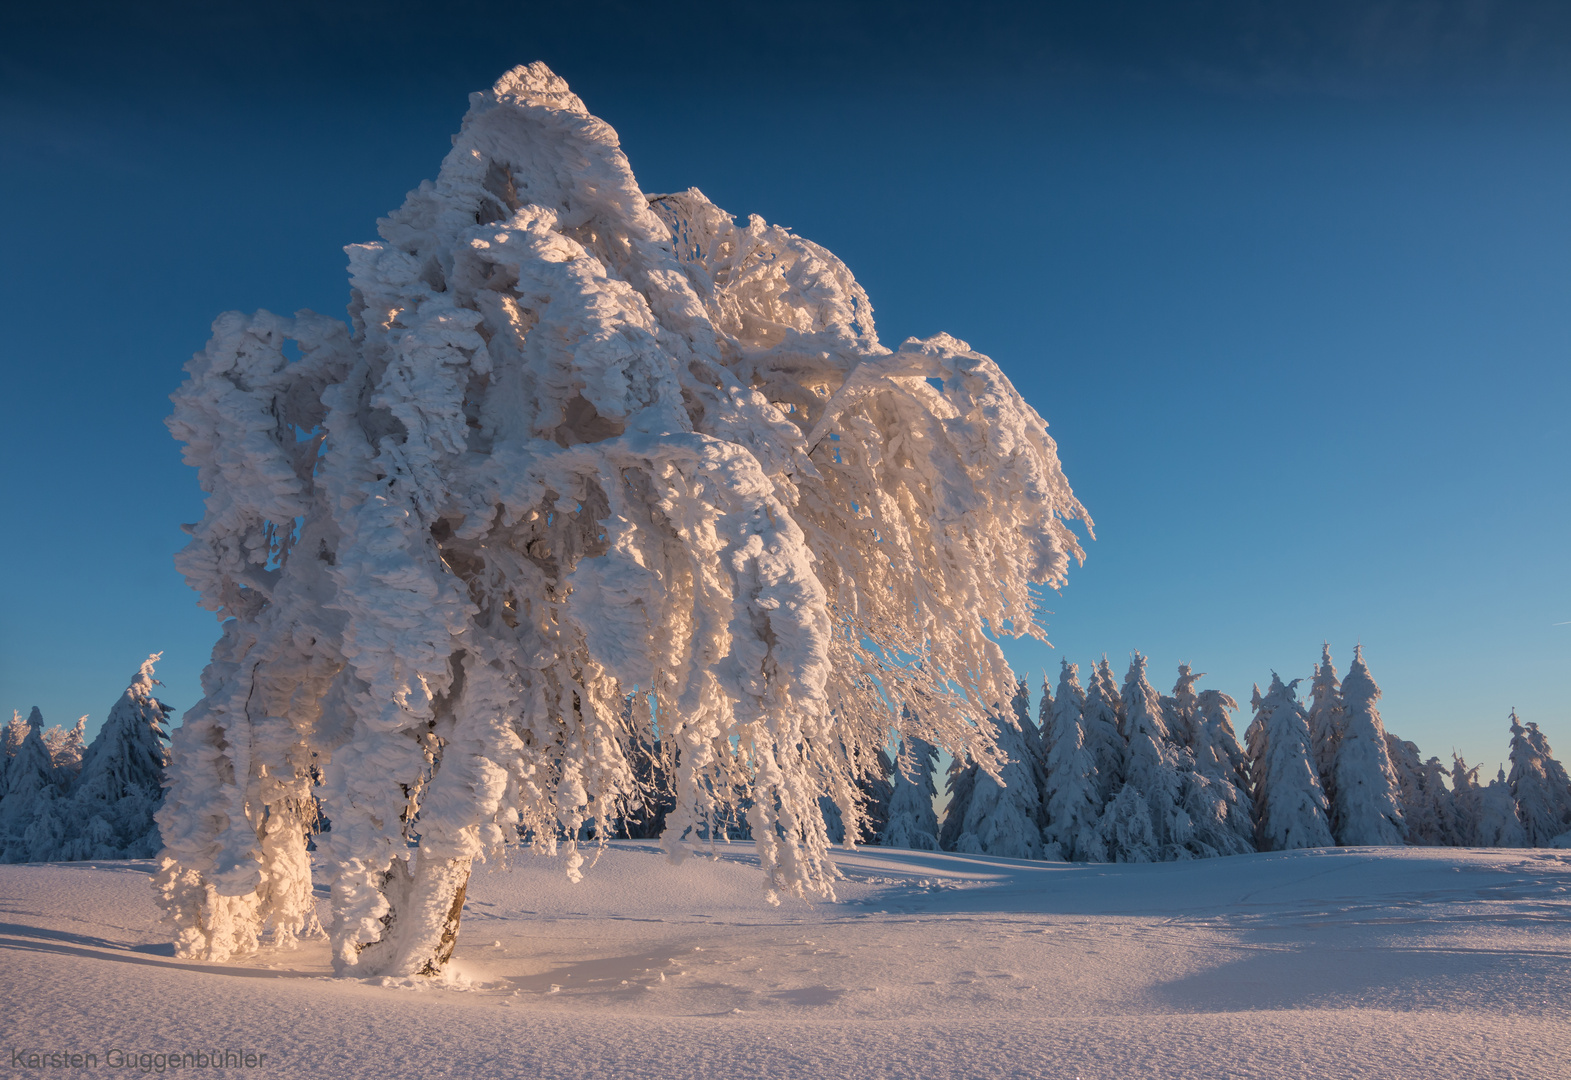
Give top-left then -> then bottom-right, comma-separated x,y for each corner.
1507,711 -> 1571,846
43,718 -> 88,780
878,735 -> 940,851
821,745 -> 894,844
1162,664 -> 1202,752
1042,660 -> 1106,861
1,710 -> 29,807
1082,657 -> 1125,805
1253,674 -> 1333,851
0,713 -> 57,862
157,64 -> 1091,976
1403,754 -> 1462,846
1306,644 -> 1343,821
1448,756 -> 1482,848
1107,654 -> 1192,861
1330,646 -> 1405,846
1193,687 -> 1252,795
947,691 -> 1047,859
1476,766 -> 1527,847
56,655 -> 173,861
1176,673 -> 1255,858
938,753 -> 978,852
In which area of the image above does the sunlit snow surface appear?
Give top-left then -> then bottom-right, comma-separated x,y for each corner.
3,845 -> 1568,1078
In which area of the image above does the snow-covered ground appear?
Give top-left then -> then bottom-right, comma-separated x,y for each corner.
3,844 -> 1567,1078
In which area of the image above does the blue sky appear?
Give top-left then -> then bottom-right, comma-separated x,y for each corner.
1,2 -> 1567,776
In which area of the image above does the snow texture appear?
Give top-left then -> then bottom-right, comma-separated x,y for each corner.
158,63 -> 1090,976
10,844 -> 1568,1080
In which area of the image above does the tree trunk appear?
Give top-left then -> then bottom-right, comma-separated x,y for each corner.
349,849 -> 473,977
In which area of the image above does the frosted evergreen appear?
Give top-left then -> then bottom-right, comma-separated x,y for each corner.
947,694 -> 1046,860
57,655 -> 174,860
0,713 -> 57,862
1331,647 -> 1405,846
1042,660 -> 1106,862
1507,711 -> 1571,846
1448,756 -> 1482,848
1082,658 -> 1125,805
1178,676 -> 1255,857
1112,654 -> 1193,860
43,718 -> 88,779
1254,674 -> 1333,851
878,737 -> 941,851
1475,766 -> 1527,847
1162,664 -> 1203,751
1306,644 -> 1343,820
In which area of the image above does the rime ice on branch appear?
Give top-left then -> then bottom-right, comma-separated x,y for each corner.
157,63 -> 1091,975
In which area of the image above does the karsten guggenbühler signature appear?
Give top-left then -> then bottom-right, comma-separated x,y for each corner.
10,1046 -> 271,1071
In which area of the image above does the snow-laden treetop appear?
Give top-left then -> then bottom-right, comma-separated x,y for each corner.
161,63 -> 1090,974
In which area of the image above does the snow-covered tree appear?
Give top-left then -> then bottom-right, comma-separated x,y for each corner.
1243,684 -> 1269,804
1331,647 -> 1404,846
1108,654 -> 1192,860
938,753 -> 979,852
2,709 -> 36,799
1042,660 -> 1105,861
43,718 -> 88,780
1096,783 -> 1159,863
945,701 -> 1046,860
1082,658 -> 1125,805
156,64 -> 1091,975
1162,664 -> 1202,752
1193,688 -> 1251,794
1448,756 -> 1482,848
55,655 -> 173,861
1178,675 -> 1255,857
1507,711 -> 1571,846
1306,644 -> 1343,816
1253,674 -> 1333,851
1476,766 -> 1527,847
1402,754 -> 1461,846
0,712 -> 57,862
878,736 -> 940,851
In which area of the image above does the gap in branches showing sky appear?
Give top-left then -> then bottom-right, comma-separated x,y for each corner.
1,1 -> 1566,775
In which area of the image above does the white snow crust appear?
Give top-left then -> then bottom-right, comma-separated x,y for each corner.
3,845 -> 1567,1079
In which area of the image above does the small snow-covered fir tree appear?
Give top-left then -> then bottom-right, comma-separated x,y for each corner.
1402,754 -> 1461,846
1193,688 -> 1251,793
1109,654 -> 1192,860
1507,711 -> 1571,846
1476,766 -> 1527,847
938,753 -> 979,852
1306,644 -> 1343,819
43,718 -> 88,781
1253,674 -> 1333,851
156,64 -> 1092,974
1331,647 -> 1405,846
1097,783 -> 1158,863
1162,664 -> 1202,752
1042,660 -> 1105,861
58,655 -> 173,861
1243,684 -> 1269,805
1448,756 -> 1482,848
0,713 -> 57,862
1179,675 -> 1255,857
1082,657 -> 1125,805
947,697 -> 1046,860
878,736 -> 941,851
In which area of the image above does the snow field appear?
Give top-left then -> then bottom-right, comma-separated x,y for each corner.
2,843 -> 1567,1078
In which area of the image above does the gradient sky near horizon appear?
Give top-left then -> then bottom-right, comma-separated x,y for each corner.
1,1 -> 1567,777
